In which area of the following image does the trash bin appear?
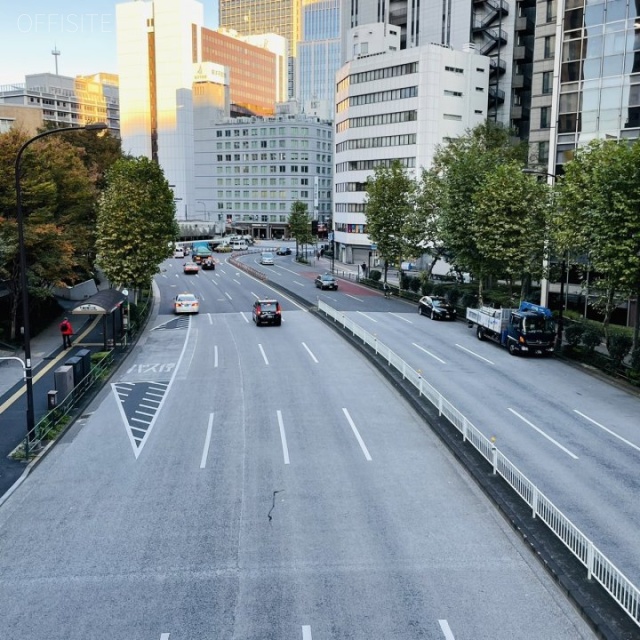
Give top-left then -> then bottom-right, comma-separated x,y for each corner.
47,390 -> 58,410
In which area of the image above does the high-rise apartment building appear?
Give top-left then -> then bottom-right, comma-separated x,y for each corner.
219,0 -> 301,97
333,25 -> 489,264
297,0 -> 342,120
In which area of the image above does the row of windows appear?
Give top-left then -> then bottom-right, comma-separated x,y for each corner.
334,223 -> 367,233
334,204 -> 366,213
215,126 -> 331,138
216,202 -> 331,212
335,157 -> 416,172
214,177 -> 330,187
215,165 -> 331,175
335,182 -> 367,192
217,190 -> 331,199
336,134 -> 416,153
215,153 -> 331,163
215,139 -> 328,150
444,66 -> 464,74
335,110 -> 417,133
336,62 -> 418,93
336,86 -> 418,113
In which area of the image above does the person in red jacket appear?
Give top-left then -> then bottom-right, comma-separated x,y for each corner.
59,317 -> 73,349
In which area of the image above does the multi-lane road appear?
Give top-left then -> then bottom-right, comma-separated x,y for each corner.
0,249 -> 618,639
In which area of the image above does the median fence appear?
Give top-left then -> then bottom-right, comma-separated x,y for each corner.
318,300 -> 640,630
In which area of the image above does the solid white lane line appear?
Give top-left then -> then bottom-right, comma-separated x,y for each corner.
574,409 -> 640,452
455,343 -> 495,364
146,392 -> 164,399
412,342 -> 446,364
356,310 -> 377,323
131,417 -> 151,425
438,620 -> 455,640
345,293 -> 363,301
508,408 -> 579,459
141,398 -> 160,405
135,410 -> 155,418
342,408 -> 372,461
225,291 -> 232,300
302,342 -> 318,363
277,410 -> 290,465
139,403 -> 158,411
214,345 -> 218,367
302,626 -> 312,640
259,344 -> 269,365
200,413 -> 214,469
390,312 -> 413,323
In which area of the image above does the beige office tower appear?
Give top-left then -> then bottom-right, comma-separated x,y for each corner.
219,0 -> 300,97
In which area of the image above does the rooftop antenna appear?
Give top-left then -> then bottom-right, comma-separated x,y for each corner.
52,45 -> 60,75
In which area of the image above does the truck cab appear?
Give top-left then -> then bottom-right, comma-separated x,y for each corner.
505,303 -> 556,355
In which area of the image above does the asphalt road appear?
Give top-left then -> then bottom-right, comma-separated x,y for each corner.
235,249 -> 640,588
0,253 -> 596,639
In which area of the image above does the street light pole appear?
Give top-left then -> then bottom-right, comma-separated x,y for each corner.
15,122 -> 107,454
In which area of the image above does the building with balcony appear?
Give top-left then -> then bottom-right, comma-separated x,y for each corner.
333,26 -> 489,265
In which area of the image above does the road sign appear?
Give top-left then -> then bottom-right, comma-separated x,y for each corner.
370,244 -> 377,250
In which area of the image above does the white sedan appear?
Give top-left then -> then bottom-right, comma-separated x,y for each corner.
173,293 -> 199,314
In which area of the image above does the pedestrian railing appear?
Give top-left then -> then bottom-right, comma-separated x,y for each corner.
318,300 -> 640,629
18,351 -> 114,460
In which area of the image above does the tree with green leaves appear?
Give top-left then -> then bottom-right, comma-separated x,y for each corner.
96,157 -> 178,298
288,200 -> 313,260
0,129 -> 100,340
425,121 -> 528,302
364,160 -> 416,282
555,138 -> 640,340
472,161 -> 550,300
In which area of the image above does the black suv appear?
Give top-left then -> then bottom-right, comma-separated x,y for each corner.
315,273 -> 338,290
252,299 -> 282,326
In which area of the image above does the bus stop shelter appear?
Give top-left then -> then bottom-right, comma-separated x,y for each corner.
71,289 -> 126,351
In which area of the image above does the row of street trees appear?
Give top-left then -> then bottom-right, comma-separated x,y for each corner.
0,126 -> 177,342
364,122 -> 640,341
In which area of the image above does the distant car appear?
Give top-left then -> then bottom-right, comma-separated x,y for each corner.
418,295 -> 457,320
315,273 -> 338,290
252,298 -> 282,326
260,252 -> 275,265
173,248 -> 185,259
276,247 -> 292,256
183,262 -> 199,274
201,257 -> 216,270
215,243 -> 232,253
173,293 -> 199,314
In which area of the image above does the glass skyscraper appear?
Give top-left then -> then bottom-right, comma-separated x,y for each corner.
297,0 -> 342,119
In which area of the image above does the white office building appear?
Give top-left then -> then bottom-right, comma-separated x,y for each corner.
333,25 -> 489,264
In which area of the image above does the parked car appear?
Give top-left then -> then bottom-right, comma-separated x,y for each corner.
201,257 -> 216,270
252,298 -> 282,326
315,273 -> 338,290
260,252 -> 275,265
418,295 -> 457,320
276,247 -> 292,256
173,293 -> 199,314
183,262 -> 200,274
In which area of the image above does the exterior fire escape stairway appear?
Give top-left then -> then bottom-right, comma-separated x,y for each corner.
472,0 -> 509,56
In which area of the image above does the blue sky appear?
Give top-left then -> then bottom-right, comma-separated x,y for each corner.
0,0 -> 219,86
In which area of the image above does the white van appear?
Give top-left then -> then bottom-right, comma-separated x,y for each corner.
173,247 -> 185,259
230,240 -> 248,251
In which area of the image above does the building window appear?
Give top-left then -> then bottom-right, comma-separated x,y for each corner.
540,106 -> 551,128
538,141 -> 549,163
546,0 -> 554,22
544,36 -> 554,58
542,71 -> 553,94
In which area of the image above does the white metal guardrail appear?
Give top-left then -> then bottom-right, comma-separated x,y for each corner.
318,301 -> 640,629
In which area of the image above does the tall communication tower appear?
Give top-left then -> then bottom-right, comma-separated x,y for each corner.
52,46 -> 61,75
